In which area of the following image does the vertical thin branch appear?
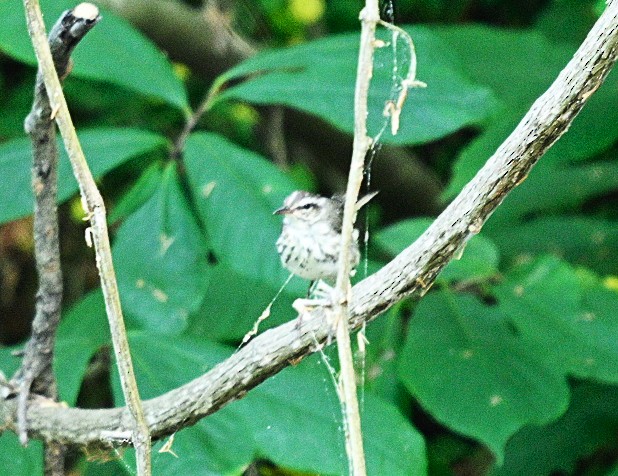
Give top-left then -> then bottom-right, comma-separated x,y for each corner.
21,2 -> 152,474
333,2 -> 381,475
15,5 -> 100,474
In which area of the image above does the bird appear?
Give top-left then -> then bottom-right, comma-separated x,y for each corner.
273,191 -> 377,287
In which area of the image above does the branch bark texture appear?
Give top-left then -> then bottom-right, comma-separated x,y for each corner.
2,0 -> 618,455
332,2 -> 381,474
16,5 -> 99,474
20,2 -> 151,474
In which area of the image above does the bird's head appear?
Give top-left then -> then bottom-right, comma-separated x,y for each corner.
273,191 -> 336,225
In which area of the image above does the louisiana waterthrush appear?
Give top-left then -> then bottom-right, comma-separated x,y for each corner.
274,191 -> 377,284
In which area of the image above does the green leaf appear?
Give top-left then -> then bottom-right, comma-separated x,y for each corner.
184,132 -> 303,292
108,161 -> 164,225
434,27 -> 566,113
186,263 -> 297,342
111,333 -> 427,475
496,382 -> 618,476
108,334 -> 258,474
243,362 -> 427,476
0,128 -> 167,224
0,350 -> 20,389
0,77 -> 33,139
398,290 -> 569,460
491,216 -> 618,275
494,256 -> 618,383
486,159 -> 618,226
55,289 -> 110,405
216,26 -> 497,145
0,300 -> 101,418
0,433 -> 43,475
363,303 -> 412,410
0,1 -> 188,110
534,0 -> 598,43
439,26 -> 618,199
443,115 -> 520,199
113,163 -> 210,334
374,218 -> 499,282
84,460 -> 131,476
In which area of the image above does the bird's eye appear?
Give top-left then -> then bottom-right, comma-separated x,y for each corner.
297,203 -> 315,210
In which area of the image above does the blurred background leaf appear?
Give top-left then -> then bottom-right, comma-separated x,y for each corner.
217,27 -> 498,145
0,0 -> 189,110
0,128 -> 167,224
113,163 -> 211,334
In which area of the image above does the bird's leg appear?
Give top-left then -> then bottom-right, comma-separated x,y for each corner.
307,280 -> 316,298
293,280 -> 338,336
296,281 -> 314,330
312,279 -> 336,301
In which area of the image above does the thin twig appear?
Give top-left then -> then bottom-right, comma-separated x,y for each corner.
21,2 -> 151,474
378,19 -> 427,135
171,97 -> 210,160
3,0 -> 618,459
171,82 -> 223,159
332,2 -> 381,474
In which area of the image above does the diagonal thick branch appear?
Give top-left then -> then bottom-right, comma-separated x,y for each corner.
2,0 -> 618,452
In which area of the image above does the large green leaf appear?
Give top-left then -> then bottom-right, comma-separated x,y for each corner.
215,26 -> 497,145
374,218 -> 499,282
491,216 -> 618,274
0,433 -> 43,476
108,161 -> 164,225
0,344 -> 21,379
55,289 -> 110,405
398,290 -> 569,460
113,163 -> 211,334
494,256 -> 618,383
184,132 -> 304,292
496,382 -> 618,476
435,27 -> 566,113
486,159 -> 618,226
0,128 -> 167,224
109,333 -> 427,475
84,460 -> 131,476
186,263 -> 297,342
242,359 -> 427,476
439,26 -> 618,198
0,1 -> 188,110
355,303 -> 415,419
112,337 -> 254,475
534,0 -> 599,43
0,77 -> 33,138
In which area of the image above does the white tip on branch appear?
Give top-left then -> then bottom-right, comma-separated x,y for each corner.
72,3 -> 99,21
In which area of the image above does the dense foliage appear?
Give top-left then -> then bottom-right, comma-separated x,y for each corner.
1,0 -> 618,474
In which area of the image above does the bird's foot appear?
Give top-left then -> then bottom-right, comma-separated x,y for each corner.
293,281 -> 344,342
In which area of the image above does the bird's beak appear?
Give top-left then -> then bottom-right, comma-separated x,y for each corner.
273,206 -> 290,215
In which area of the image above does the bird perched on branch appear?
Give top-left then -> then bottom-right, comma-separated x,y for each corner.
274,191 -> 377,285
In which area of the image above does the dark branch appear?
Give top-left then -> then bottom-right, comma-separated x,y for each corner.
12,2 -> 100,472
